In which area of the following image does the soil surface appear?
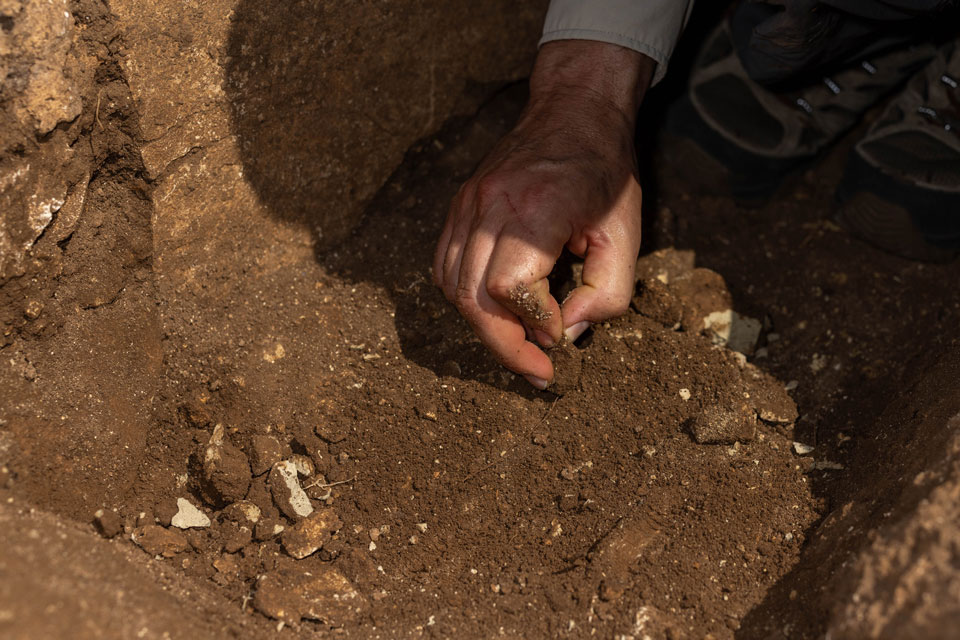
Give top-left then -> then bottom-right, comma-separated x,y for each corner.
2,4 -> 960,640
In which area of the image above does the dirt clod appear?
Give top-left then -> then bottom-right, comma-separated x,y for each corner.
93,509 -> 122,539
548,338 -> 582,395
687,405 -> 758,445
220,500 -> 261,526
132,525 -> 189,558
254,517 -> 285,542
249,435 -> 285,476
201,425 -> 252,506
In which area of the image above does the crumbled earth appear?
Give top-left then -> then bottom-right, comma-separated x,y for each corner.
2,2 -> 960,639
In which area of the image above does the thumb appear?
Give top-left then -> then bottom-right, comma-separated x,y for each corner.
560,237 -> 637,341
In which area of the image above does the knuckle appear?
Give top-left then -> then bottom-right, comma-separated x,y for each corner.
473,174 -> 504,208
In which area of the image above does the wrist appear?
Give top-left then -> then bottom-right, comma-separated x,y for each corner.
528,40 -> 655,125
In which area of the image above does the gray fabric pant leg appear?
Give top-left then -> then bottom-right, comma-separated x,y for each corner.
731,0 -> 959,85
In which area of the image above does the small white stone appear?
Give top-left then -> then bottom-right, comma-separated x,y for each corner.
273,460 -> 314,519
704,310 -> 762,355
792,442 -> 815,455
170,498 -> 210,529
369,541 -> 377,551
679,388 -> 691,401
415,522 -> 428,533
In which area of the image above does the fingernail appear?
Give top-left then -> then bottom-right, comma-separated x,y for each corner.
564,321 -> 591,343
524,375 -> 550,390
533,329 -> 555,348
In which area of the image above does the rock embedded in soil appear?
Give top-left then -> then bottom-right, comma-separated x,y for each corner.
170,498 -> 210,529
255,517 -> 286,541
687,404 -> 758,445
548,338 -> 582,395
220,500 -> 261,526
269,460 -> 314,520
253,566 -> 367,626
248,434 -> 285,476
290,454 -> 315,478
200,424 -> 252,506
703,309 -> 763,355
281,508 -> 343,559
132,525 -> 189,558
93,509 -> 122,539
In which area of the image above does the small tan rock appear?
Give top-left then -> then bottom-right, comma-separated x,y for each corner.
253,566 -> 367,626
281,508 -> 343,559
132,525 -> 189,557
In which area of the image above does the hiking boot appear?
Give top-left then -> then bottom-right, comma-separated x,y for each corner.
665,21 -> 938,202
836,41 -> 960,262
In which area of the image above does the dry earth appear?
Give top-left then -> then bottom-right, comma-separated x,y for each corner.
2,2 -> 960,639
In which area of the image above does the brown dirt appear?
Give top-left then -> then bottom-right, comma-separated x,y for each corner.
2,3 -> 960,639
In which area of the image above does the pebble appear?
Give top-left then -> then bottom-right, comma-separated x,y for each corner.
678,388 -> 691,401
281,508 -> 343,559
290,454 -> 315,478
269,460 -> 314,520
253,566 -> 367,626
792,442 -> 815,456
201,424 -> 252,506
132,525 -> 189,557
170,498 -> 211,529
93,508 -> 122,538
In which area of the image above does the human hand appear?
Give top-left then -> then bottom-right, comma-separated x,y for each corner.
433,41 -> 654,388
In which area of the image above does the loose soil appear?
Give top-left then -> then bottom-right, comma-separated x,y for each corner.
2,3 -> 960,639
